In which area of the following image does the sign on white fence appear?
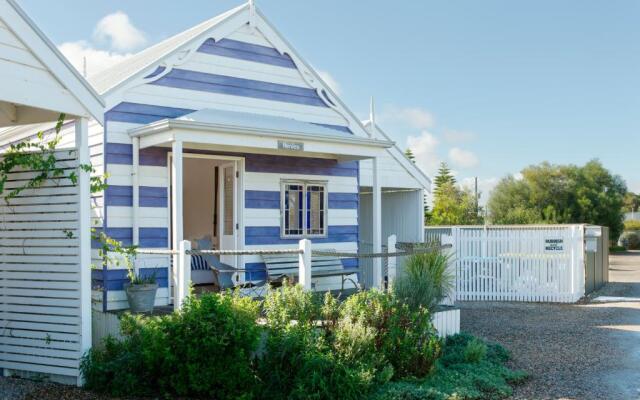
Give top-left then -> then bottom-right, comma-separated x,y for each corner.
447,226 -> 585,303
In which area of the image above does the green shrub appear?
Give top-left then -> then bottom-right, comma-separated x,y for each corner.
340,290 -> 441,379
609,245 -> 627,253
393,250 -> 454,313
624,219 -> 640,231
81,292 -> 261,399
463,338 -> 487,363
619,231 -> 640,250
257,283 -> 379,400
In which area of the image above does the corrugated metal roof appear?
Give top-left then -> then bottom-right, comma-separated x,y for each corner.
88,3 -> 247,95
177,108 -> 350,137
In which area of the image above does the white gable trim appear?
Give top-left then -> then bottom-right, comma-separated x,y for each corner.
100,5 -> 249,109
98,4 -> 372,139
252,9 -> 369,137
364,120 -> 432,191
1,0 -> 104,124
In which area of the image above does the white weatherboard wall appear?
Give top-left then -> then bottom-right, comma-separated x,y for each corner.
447,225 -> 586,303
0,150 -> 84,383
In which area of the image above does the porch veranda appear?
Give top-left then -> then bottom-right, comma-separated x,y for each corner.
127,108 -> 394,304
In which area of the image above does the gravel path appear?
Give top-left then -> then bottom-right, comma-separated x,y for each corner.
460,252 -> 640,400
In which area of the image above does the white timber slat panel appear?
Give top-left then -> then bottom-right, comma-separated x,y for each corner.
0,149 -> 83,378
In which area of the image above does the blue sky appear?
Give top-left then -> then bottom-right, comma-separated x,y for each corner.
19,0 -> 640,199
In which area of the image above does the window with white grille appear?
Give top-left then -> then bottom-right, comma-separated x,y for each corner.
281,180 -> 327,238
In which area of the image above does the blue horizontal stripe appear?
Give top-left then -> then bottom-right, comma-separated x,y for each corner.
245,225 -> 358,245
151,69 -> 328,107
105,145 -> 359,178
329,193 -> 359,209
105,102 -> 194,124
245,190 -> 358,210
92,267 -> 168,290
198,38 -> 296,69
92,228 -> 168,249
105,186 -> 168,207
246,156 -> 358,177
245,190 -> 279,209
105,143 -> 168,166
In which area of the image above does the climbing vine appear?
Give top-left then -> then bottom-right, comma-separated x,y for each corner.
0,113 -> 139,279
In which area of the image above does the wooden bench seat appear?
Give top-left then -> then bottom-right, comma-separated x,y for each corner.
262,250 -> 360,291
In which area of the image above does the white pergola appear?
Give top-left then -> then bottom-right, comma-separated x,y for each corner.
0,0 -> 104,384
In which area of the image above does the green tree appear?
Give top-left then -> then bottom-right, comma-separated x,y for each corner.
623,192 -> 639,213
433,162 -> 456,197
488,160 -> 627,238
430,182 -> 480,225
404,148 -> 416,163
428,163 -> 481,225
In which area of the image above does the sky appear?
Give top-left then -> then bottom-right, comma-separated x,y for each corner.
18,0 -> 640,202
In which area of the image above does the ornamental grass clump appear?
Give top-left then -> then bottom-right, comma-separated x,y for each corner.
393,247 -> 454,313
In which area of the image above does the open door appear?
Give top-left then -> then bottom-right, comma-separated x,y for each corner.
218,162 -> 238,267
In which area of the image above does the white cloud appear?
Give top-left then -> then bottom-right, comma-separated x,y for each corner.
461,177 -> 499,206
448,147 -> 479,169
93,11 -> 147,52
406,131 -> 440,176
380,106 -> 435,130
58,41 -> 132,77
317,70 -> 341,95
513,172 -> 524,180
443,129 -> 476,144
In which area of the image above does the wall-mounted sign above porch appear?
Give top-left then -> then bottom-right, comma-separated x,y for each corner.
544,238 -> 564,252
278,140 -> 304,151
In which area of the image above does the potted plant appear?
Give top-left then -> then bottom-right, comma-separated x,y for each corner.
94,230 -> 157,313
124,270 -> 158,314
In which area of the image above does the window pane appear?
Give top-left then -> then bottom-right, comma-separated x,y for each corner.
307,185 -> 325,235
284,184 -> 303,236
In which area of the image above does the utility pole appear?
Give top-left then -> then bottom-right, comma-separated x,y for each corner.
474,176 -> 479,220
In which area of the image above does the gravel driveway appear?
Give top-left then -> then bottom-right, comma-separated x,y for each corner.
460,251 -> 640,400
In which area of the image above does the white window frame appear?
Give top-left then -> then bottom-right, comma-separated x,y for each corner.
280,179 -> 328,239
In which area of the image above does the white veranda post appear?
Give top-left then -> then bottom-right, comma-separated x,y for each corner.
75,118 -> 91,385
372,156 -> 382,288
171,140 -> 184,308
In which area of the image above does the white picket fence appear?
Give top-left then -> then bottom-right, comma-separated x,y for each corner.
443,225 -> 586,303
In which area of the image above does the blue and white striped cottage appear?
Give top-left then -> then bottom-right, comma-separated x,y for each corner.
2,1 -> 431,312
89,2 -> 431,310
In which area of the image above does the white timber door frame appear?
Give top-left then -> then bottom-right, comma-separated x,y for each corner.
167,151 -> 245,298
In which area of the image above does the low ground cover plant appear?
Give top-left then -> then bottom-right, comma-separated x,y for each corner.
82,282 -> 524,400
371,333 -> 527,400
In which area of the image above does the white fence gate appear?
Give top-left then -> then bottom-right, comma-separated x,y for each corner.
446,225 -> 585,303
0,150 -> 88,384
